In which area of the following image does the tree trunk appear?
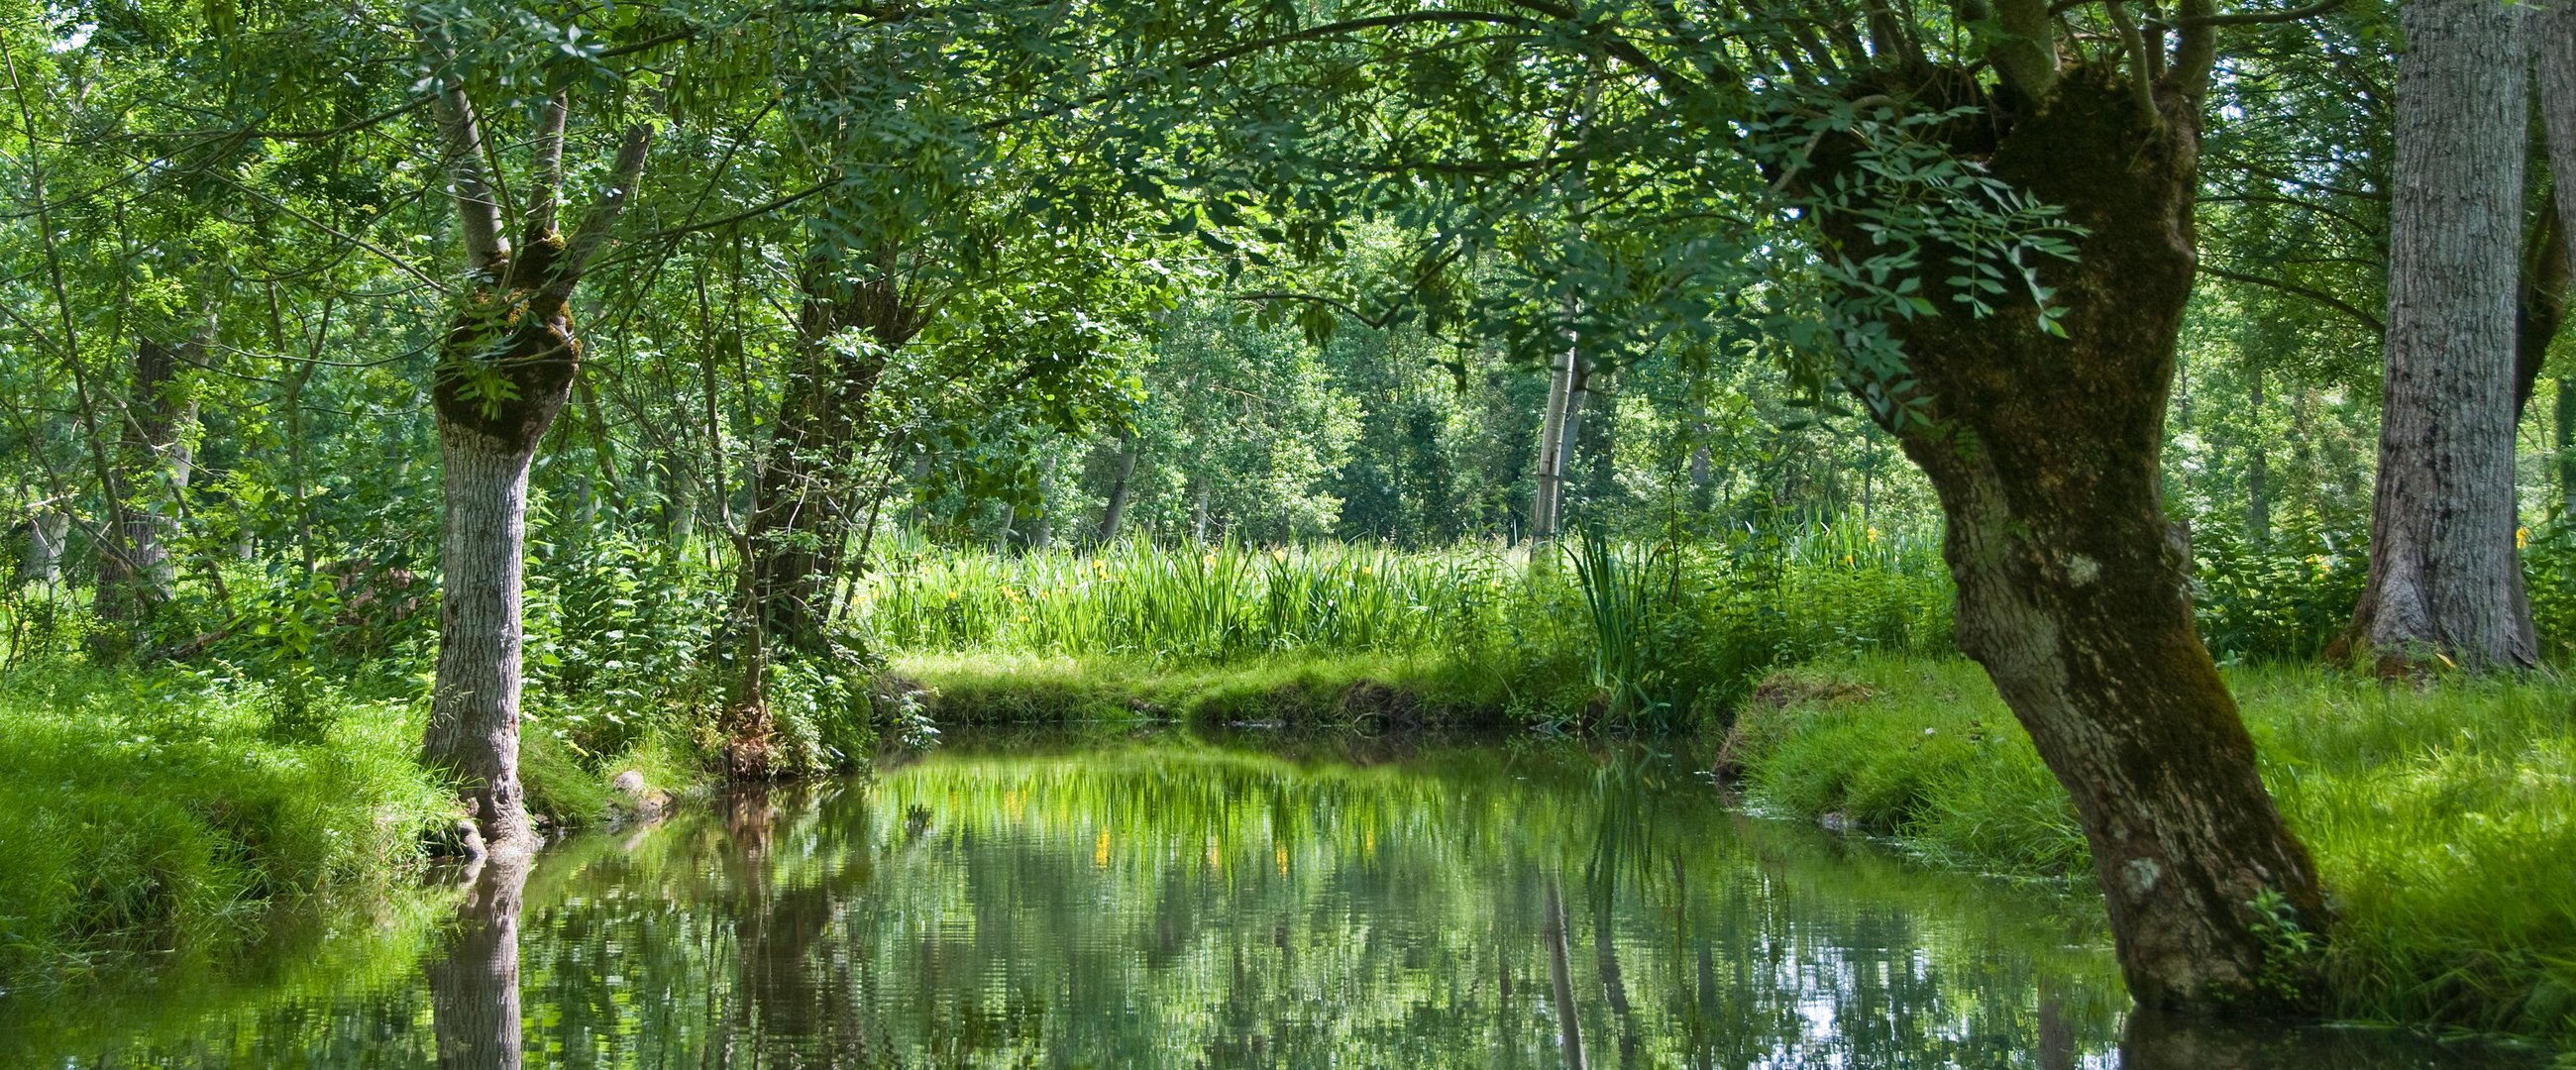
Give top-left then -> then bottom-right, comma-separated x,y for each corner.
2517,198 -> 2565,416
1549,359 -> 1590,533
428,413 -> 550,861
1191,481 -> 1212,542
427,854 -> 530,1070
94,336 -> 196,648
2340,0 -> 2533,671
2246,374 -> 2270,547
1095,438 -> 1139,543
19,501 -> 66,587
1818,70 -> 2328,1013
1533,346 -> 1573,540
2541,0 -> 2576,284
729,270 -> 912,775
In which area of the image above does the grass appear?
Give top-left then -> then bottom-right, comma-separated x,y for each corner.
1726,655 -> 2576,1039
0,659 -> 453,982
866,522 -> 1955,731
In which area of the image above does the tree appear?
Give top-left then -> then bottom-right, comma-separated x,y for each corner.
2336,0 -> 2533,672
413,5 -> 654,857
1092,0 -> 2342,1011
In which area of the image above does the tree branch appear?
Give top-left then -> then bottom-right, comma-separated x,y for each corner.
2199,263 -> 2385,334
527,92 -> 570,238
542,124 -> 656,304
412,14 -> 510,275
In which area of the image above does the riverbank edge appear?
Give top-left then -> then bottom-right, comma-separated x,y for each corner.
0,662 -> 714,987
1721,656 -> 2576,1045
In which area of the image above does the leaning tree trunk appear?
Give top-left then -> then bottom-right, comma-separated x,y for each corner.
2339,0 -> 2533,672
1818,68 -> 2328,1013
1094,437 -> 1139,543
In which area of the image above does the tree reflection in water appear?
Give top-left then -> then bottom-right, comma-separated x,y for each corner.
427,853 -> 529,1070
34,731 -> 2554,1069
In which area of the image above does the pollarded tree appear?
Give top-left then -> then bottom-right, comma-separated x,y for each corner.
412,4 -> 653,856
1085,0 -> 2348,1012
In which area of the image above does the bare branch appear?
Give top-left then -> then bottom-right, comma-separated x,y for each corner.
527,92 -> 570,238
2199,263 -> 2386,334
542,124 -> 656,303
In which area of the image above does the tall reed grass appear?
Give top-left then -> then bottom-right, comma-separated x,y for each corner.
862,517 -> 1955,728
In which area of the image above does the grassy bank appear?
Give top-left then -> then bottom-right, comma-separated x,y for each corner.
869,526 -> 1954,730
1726,656 -> 2576,1038
0,657 -> 701,985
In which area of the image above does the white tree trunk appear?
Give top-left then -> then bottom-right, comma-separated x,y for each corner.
2345,0 -> 2533,670
425,425 -> 538,860
1532,347 -> 1572,541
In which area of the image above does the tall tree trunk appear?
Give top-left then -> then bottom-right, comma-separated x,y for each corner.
415,54 -> 651,850
2246,374 -> 2270,546
2540,0 -> 2576,284
1533,346 -> 1574,541
729,269 -> 912,775
1095,438 -> 1139,543
1545,359 -> 1591,535
1191,481 -> 1212,542
2340,0 -> 2533,671
1817,70 -> 2327,1013
2517,198 -> 2565,415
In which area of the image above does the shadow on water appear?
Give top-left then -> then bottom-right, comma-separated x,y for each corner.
1,728 -> 2554,1068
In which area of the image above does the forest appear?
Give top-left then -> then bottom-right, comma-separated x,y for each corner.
0,0 -> 2573,1063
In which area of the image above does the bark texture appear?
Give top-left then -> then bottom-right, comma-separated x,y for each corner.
1813,68 -> 2327,1012
2339,0 -> 2533,671
1095,438 -> 1139,542
726,268 -> 915,776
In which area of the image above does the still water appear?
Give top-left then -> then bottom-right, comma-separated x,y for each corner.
2,729 -> 2549,1068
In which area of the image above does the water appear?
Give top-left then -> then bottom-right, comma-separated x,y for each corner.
0,729 -> 2549,1068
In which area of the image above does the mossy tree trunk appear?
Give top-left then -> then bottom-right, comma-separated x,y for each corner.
1816,67 -> 2328,1013
725,267 -> 918,777
414,39 -> 652,854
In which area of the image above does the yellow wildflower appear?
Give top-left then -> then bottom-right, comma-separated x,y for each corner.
1271,548 -> 1288,562
1842,554 -> 1854,567
1867,527 -> 1880,544
1359,566 -> 1373,578
946,589 -> 958,600
2518,526 -> 2530,549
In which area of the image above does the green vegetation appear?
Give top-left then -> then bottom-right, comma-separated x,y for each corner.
0,660 -> 448,981
876,522 -> 1952,729
1727,656 -> 2576,1037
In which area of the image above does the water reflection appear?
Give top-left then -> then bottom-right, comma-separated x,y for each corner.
428,855 -> 528,1070
5,730 -> 2549,1068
